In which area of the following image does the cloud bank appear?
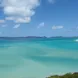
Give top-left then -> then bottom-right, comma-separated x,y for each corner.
1,0 -> 40,23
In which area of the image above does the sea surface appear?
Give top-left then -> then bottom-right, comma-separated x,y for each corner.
0,38 -> 78,78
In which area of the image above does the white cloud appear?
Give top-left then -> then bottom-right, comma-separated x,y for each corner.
1,0 -> 40,23
52,25 -> 64,30
5,17 -> 31,23
15,17 -> 31,23
48,0 -> 56,4
5,17 -> 15,20
13,24 -> 20,28
0,19 -> 5,23
37,22 -> 45,29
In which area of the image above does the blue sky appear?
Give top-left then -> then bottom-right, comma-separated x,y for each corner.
0,0 -> 78,37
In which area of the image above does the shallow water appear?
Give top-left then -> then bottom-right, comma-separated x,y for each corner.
0,38 -> 78,78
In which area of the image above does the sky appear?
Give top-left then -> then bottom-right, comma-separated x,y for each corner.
0,0 -> 78,37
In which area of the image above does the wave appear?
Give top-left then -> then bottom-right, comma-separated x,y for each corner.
75,39 -> 78,42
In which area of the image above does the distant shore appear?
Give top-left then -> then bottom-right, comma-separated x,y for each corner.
0,36 -> 78,39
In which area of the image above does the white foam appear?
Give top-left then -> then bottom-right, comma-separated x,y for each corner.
75,39 -> 78,42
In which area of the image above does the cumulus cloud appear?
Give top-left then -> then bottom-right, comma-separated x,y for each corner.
1,0 -> 40,23
52,25 -> 64,30
13,24 -> 20,28
5,17 -> 31,23
5,17 -> 15,20
0,19 -> 5,23
37,22 -> 45,29
15,17 -> 31,23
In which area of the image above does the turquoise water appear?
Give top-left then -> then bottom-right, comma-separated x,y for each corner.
0,38 -> 78,78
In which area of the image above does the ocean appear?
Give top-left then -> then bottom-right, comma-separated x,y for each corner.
0,38 -> 78,78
